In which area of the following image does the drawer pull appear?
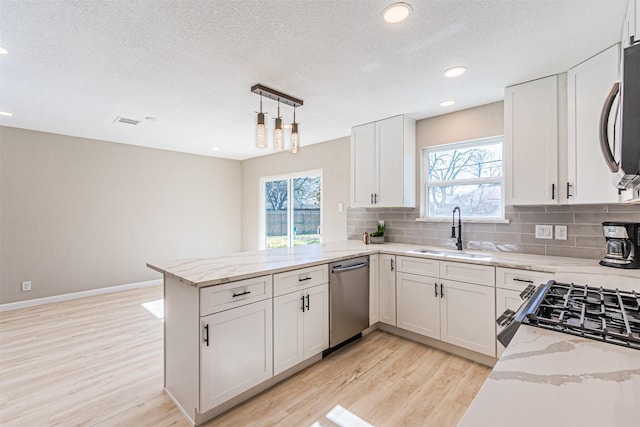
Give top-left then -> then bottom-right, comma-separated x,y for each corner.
513,278 -> 534,284
298,276 -> 312,282
232,290 -> 251,298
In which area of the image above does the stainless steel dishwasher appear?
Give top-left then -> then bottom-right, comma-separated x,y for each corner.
328,256 -> 370,348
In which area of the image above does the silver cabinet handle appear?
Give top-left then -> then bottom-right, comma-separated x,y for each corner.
599,82 -> 620,173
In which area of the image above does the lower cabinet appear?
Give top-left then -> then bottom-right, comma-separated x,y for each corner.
396,256 -> 497,357
369,254 -> 380,325
397,272 -> 439,338
200,298 -> 273,413
439,279 -> 495,356
273,283 -> 329,375
379,254 -> 397,326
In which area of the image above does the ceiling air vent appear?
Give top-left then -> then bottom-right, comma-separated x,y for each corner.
113,116 -> 141,126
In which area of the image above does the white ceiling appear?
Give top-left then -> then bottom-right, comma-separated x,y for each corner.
0,0 -> 629,160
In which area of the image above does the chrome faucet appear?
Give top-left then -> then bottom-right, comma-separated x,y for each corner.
451,206 -> 463,250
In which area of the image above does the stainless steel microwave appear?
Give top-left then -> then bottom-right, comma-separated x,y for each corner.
600,43 -> 640,190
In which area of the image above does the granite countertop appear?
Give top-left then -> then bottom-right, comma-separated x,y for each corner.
459,326 -> 640,427
147,240 -> 640,288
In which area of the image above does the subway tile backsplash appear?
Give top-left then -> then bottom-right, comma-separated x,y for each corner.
347,204 -> 640,260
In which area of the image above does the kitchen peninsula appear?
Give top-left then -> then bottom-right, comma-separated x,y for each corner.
148,241 -> 640,426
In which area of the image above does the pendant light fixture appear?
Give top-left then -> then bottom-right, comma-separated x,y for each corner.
274,99 -> 284,152
290,106 -> 299,154
251,84 -> 303,154
256,94 -> 267,148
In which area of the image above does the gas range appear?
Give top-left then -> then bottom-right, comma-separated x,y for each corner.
498,280 -> 640,351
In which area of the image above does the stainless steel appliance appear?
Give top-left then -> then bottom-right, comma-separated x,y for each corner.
600,222 -> 640,269
599,43 -> 640,191
497,280 -> 640,350
328,256 -> 370,348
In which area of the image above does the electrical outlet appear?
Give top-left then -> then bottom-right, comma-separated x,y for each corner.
555,225 -> 568,240
21,281 -> 32,292
535,225 -> 553,240
337,202 -> 344,213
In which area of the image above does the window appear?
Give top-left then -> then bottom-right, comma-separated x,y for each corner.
422,136 -> 504,220
260,170 -> 322,249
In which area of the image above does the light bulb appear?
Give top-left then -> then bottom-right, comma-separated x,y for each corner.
274,117 -> 284,151
383,2 -> 412,23
256,112 -> 267,148
290,123 -> 299,154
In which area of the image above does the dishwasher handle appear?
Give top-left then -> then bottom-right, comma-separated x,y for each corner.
331,262 -> 369,274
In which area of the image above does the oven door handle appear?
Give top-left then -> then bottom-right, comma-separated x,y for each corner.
598,82 -> 620,173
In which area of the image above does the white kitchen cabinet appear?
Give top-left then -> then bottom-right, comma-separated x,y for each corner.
379,254 -> 397,326
350,115 -> 415,208
200,298 -> 273,413
273,283 -> 329,375
395,256 -> 496,357
439,279 -> 496,356
369,254 -> 380,325
505,75 -> 560,205
397,271 -> 440,339
567,44 -> 621,204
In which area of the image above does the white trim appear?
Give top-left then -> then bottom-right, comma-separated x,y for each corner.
0,279 -> 162,312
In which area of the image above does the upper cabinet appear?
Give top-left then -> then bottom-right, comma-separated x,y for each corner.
351,115 -> 416,208
567,44 -> 621,204
505,42 -> 633,206
505,75 -> 560,205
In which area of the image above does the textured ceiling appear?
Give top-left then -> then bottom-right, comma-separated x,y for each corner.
0,0 -> 629,160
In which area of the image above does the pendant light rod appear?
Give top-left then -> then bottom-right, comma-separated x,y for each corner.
251,84 -> 303,108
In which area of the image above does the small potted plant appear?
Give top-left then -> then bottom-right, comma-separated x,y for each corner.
369,223 -> 385,244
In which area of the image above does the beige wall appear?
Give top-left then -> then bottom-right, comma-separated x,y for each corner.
0,127 -> 242,304
240,136 -> 350,251
416,101 -> 504,149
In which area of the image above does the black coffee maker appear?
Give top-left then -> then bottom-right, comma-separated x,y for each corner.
600,222 -> 640,269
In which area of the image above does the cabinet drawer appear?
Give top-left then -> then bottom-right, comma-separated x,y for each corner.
396,256 -> 439,277
200,275 -> 273,316
273,264 -> 328,297
496,268 -> 553,292
439,261 -> 495,286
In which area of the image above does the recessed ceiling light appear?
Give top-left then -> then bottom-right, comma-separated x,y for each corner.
440,100 -> 455,107
0,111 -> 13,116
383,2 -> 412,23
0,47 -> 8,55
444,66 -> 467,78
211,147 -> 221,151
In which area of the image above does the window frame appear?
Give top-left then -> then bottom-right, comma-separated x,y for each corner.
420,135 -> 506,222
259,169 -> 323,250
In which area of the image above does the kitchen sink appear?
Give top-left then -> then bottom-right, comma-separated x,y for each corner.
407,248 -> 493,261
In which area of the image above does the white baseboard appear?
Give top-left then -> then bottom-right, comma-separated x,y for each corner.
0,279 -> 163,312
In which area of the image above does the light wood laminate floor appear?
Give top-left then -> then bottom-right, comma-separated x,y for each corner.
0,286 -> 490,427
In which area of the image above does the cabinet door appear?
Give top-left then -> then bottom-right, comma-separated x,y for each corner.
440,280 -> 496,357
396,272 -> 440,339
567,44 -> 621,204
379,254 -> 397,326
369,254 -> 380,325
376,115 -> 405,207
496,288 -> 524,357
303,284 -> 329,358
505,75 -> 559,205
273,291 -> 304,375
200,299 -> 273,412
351,122 -> 376,207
